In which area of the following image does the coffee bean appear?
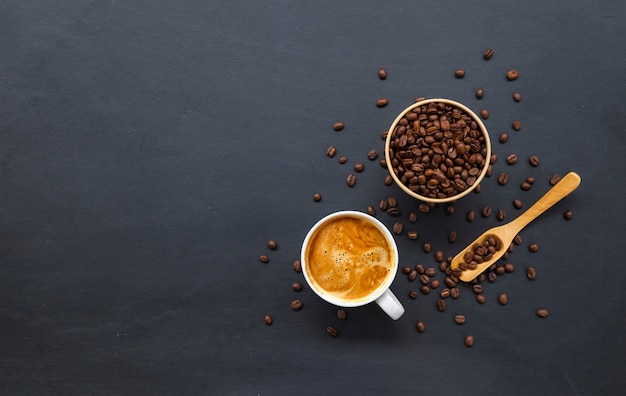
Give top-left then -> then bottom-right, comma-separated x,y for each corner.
313,192 -> 322,202
528,243 -> 540,253
337,309 -> 346,320
498,293 -> 508,305
504,262 -> 515,273
291,300 -> 303,311
378,67 -> 387,80
409,212 -> 418,223
526,266 -> 536,280
387,207 -> 400,216
454,69 -> 465,78
512,120 -> 522,131
367,206 -> 376,216
392,222 -> 404,235
436,299 -> 447,312
267,240 -> 278,250
292,260 -> 302,273
292,281 -> 303,292
407,230 -> 419,240
513,234 -> 522,245
476,88 -> 484,99
387,196 -> 397,208
497,210 -> 505,221
481,206 -> 492,218
450,287 -> 460,299
326,146 -> 337,158
472,284 -> 483,294
483,48 -> 494,59
326,326 -> 339,336
354,162 -> 365,172
368,149 -> 378,160
346,173 -> 357,187
338,156 -> 347,164
434,249 -> 444,262
513,199 -> 523,209
440,288 -> 451,298
564,210 -> 574,220
498,172 -> 509,185
464,334 -> 475,347
333,121 -> 345,131
430,279 -> 440,289
445,276 -> 457,288
408,270 -> 418,282
480,109 -> 489,119
423,243 -> 432,253
415,264 -> 425,274
409,290 -> 418,299
499,132 -> 509,143
420,285 -> 430,295
402,266 -> 411,275
259,254 -> 269,264
384,175 -> 393,186
446,205 -> 455,215
454,314 -> 466,324
476,294 -> 486,304
439,261 -> 448,273
506,69 -> 519,80
466,210 -> 476,222
418,204 -> 431,214
449,231 -> 457,243
416,321 -> 426,332
379,159 -> 387,169
527,176 -> 536,185
550,174 -> 561,185
419,274 -> 430,285
488,272 -> 497,282
513,92 -> 522,102
536,309 -> 549,318
506,153 -> 518,164
529,155 -> 540,167
376,97 -> 389,108
264,314 -> 273,325
521,181 -> 532,191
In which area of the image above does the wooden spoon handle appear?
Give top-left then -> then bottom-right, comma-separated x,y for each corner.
509,172 -> 581,235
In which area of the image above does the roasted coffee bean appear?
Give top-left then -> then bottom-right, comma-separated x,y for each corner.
326,326 -> 339,336
512,120 -> 522,131
392,222 -> 404,235
434,249 -> 444,263
387,207 -> 401,216
527,176 -> 536,184
267,240 -> 278,250
513,199 -> 523,209
416,321 -> 426,332
426,267 -> 437,277
446,205 -> 455,215
564,210 -> 574,220
409,212 -> 418,223
368,149 -> 378,160
423,243 -> 432,253
481,206 -> 492,218
496,265 -> 506,275
376,97 -> 389,107
526,266 -> 536,280
498,172 -> 509,185
291,300 -> 303,311
449,231 -> 457,243
464,334 -> 475,347
407,230 -> 419,240
513,234 -> 522,245
419,274 -> 430,285
436,299 -> 447,312
313,192 -> 322,202
454,314 -> 466,324
384,175 -> 393,186
506,153 -> 518,164
440,288 -> 451,298
498,293 -> 509,305
513,92 -> 522,102
420,285 -> 431,295
529,155 -> 540,166
528,243 -> 540,253
445,277 -> 457,288
506,69 -> 519,80
439,261 -> 448,273
483,48 -> 494,59
409,290 -> 418,299
504,262 -> 515,273
497,210 -> 505,221
476,294 -> 486,304
480,109 -> 489,119
450,287 -> 460,299
292,281 -> 303,291
472,284 -> 483,294
387,196 -> 397,208
402,266 -> 411,275
333,121 -> 345,131
337,309 -> 346,320
418,204 -> 431,214
521,181 -> 532,191
338,156 -> 347,164
415,264 -> 425,274
407,270 -> 418,282
354,162 -> 365,172
550,174 -> 561,185
454,68 -> 465,78
378,67 -> 387,80
346,173 -> 357,187
379,158 -> 387,168
367,206 -> 376,216
536,309 -> 549,318
466,210 -> 476,222
264,314 -> 273,325
259,255 -> 269,264
499,132 -> 509,143
476,88 -> 484,99
488,272 -> 497,282
292,260 -> 302,273
326,145 -> 337,158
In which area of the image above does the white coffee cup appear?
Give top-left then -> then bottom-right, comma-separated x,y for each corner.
300,210 -> 405,320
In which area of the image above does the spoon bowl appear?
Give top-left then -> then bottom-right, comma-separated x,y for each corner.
451,172 -> 581,282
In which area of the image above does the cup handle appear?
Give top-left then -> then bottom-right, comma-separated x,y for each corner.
375,289 -> 405,320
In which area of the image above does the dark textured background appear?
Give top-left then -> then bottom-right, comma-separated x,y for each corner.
1,1 -> 625,394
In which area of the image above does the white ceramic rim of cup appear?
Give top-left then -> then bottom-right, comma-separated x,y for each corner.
300,210 -> 399,308
384,98 -> 492,204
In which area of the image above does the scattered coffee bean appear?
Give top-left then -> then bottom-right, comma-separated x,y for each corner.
376,97 -> 389,108
564,210 -> 574,220
464,334 -> 475,347
259,254 -> 269,264
499,132 -> 509,143
291,300 -> 303,311
292,260 -> 302,273
333,122 -> 345,131
528,243 -> 540,253
326,326 -> 339,336
513,199 -> 523,209
497,210 -> 505,221
550,174 -> 561,185
387,207 -> 401,216
466,210 -> 476,222
416,321 -> 426,332
419,274 -> 430,285
454,69 -> 465,78
483,48 -> 494,59
354,162 -> 365,172
445,277 -> 457,288
498,293 -> 508,305
527,176 -> 536,184
408,270 -> 418,282
292,281 -> 303,291
378,67 -> 387,80
407,230 -> 419,240
402,266 -> 411,274
529,155 -> 540,167
536,309 -> 549,318
513,92 -> 522,102
476,88 -> 484,99
436,299 -> 447,312
338,155 -> 347,164
367,206 -> 376,216
430,279 -> 440,289
476,294 -> 486,304
392,222 -> 404,235
418,204 -> 431,214
379,158 -> 387,168
440,288 -> 451,298
526,266 -> 536,280
409,212 -> 418,223
454,314 -> 466,324
450,287 -> 460,299
506,153 -> 518,164
264,314 -> 273,325
446,205 -> 455,215
521,181 -> 532,191
313,192 -> 322,202
472,284 -> 483,294
423,243 -> 432,253
498,172 -> 509,185
504,262 -> 515,273
409,290 -> 418,299
337,309 -> 346,320
513,234 -> 522,245
449,231 -> 457,243
387,196 -> 397,208
368,149 -> 378,160
512,120 -> 522,131
420,285 -> 431,295
480,109 -> 489,119
326,146 -> 337,158
384,175 -> 393,186
268,240 -> 278,251
346,173 -> 357,187
439,261 -> 448,273
506,69 -> 519,81
488,272 -> 497,282
415,264 -> 425,274
481,206 -> 492,218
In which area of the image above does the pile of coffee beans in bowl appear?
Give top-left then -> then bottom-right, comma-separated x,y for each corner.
385,99 -> 491,203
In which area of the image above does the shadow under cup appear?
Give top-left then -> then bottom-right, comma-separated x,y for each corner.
300,211 -> 405,320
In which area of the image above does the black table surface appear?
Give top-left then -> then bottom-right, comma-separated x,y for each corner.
1,1 -> 625,394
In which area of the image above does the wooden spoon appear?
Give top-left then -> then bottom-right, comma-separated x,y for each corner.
450,172 -> 581,282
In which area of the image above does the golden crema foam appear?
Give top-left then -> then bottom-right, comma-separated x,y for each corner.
305,216 -> 395,302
